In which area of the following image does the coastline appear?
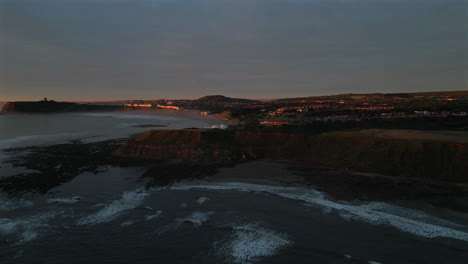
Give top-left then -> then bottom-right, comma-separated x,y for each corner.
4,137 -> 468,213
1,110 -> 466,213
0,108 -> 228,124
197,160 -> 468,212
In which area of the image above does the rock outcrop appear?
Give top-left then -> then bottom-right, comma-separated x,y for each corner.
115,129 -> 468,183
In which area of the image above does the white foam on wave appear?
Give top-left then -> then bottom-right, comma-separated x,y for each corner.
145,210 -> 163,221
0,219 -> 18,235
196,197 -> 210,205
0,211 -> 64,245
77,188 -> 149,225
152,211 -> 214,235
0,197 -> 33,211
218,223 -> 291,264
177,211 -> 215,226
358,202 -> 464,228
170,182 -> 468,241
120,220 -> 135,227
47,196 -> 81,204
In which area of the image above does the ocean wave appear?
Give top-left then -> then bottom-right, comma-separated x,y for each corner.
358,202 -> 464,228
120,220 -> 135,227
0,133 -> 77,150
217,223 -> 291,264
0,197 -> 33,211
47,196 -> 81,204
145,211 -> 163,221
0,211 -> 64,245
77,188 -> 150,226
177,211 -> 215,226
196,197 -> 210,205
170,182 -> 468,242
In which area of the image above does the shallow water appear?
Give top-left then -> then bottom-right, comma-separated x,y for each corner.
0,111 -> 220,146
0,111 -> 223,176
0,112 -> 467,264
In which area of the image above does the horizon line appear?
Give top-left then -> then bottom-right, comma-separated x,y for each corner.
2,89 -> 467,103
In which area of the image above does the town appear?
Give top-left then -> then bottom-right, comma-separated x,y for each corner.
119,91 -> 468,131
3,91 -> 467,132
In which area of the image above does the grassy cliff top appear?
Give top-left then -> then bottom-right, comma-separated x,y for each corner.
324,129 -> 468,144
272,90 -> 468,104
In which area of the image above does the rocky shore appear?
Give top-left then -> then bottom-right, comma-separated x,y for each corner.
0,139 -> 130,194
2,130 -> 467,212
0,137 -> 231,194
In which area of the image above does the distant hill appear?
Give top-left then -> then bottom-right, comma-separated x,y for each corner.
194,95 -> 262,104
399,91 -> 468,97
273,90 -> 468,103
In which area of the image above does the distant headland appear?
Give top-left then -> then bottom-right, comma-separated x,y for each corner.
0,98 -> 123,113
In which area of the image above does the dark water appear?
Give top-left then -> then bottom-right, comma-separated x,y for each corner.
1,113 -> 468,264
0,112 -> 221,146
1,170 -> 468,264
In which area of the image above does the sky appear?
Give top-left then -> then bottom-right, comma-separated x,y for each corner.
0,0 -> 467,101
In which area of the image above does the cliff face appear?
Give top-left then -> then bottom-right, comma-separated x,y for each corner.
115,130 -> 243,161
1,101 -> 122,113
115,129 -> 468,182
305,136 -> 468,182
116,130 -> 313,161
0,102 -> 17,113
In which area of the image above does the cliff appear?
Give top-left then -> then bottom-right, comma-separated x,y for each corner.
115,130 -> 242,161
305,135 -> 468,182
1,101 -> 123,113
115,129 -> 468,183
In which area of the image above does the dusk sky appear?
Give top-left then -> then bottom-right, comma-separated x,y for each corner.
1,0 -> 467,101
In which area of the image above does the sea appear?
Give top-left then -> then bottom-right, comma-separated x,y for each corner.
0,111 -> 467,264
